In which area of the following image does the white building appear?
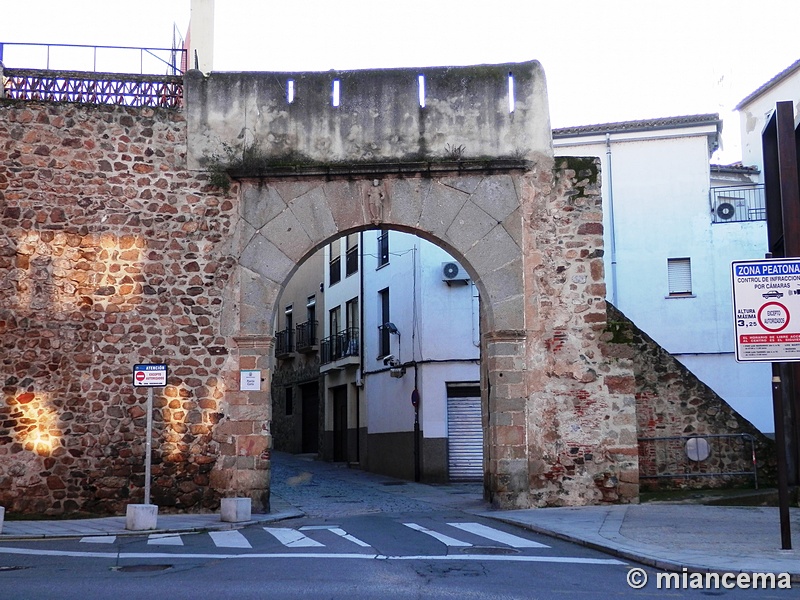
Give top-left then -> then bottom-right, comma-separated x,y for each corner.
737,58 -> 800,180
319,230 -> 481,482
553,115 -> 772,433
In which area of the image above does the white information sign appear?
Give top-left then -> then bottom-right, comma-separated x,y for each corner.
240,370 -> 261,391
132,363 -> 168,387
732,259 -> 800,362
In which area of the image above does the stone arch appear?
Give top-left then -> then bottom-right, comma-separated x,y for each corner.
239,172 -> 525,338
186,62 -> 640,510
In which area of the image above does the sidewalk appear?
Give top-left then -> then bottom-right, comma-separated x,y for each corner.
484,503 -> 800,581
1,455 -> 798,581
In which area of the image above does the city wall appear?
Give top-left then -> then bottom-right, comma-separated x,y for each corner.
1,61 -> 644,514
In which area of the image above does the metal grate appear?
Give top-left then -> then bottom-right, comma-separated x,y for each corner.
710,185 -> 766,223
2,68 -> 184,108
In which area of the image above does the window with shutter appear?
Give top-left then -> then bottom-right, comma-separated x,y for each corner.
667,258 -> 692,296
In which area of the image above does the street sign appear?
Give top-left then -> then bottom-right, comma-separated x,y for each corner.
732,259 -> 800,362
132,363 -> 168,387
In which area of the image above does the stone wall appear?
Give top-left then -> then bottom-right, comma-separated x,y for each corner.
0,100 -> 238,515
605,303 -> 776,489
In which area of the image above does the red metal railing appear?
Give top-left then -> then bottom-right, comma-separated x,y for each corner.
2,68 -> 183,108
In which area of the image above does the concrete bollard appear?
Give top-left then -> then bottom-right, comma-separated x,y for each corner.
220,498 -> 252,523
125,504 -> 158,531
0,505 -> 4,535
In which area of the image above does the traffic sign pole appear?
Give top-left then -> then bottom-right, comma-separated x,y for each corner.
145,387 -> 153,506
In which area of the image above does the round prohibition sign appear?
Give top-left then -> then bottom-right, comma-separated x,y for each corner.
135,371 -> 146,382
757,301 -> 790,333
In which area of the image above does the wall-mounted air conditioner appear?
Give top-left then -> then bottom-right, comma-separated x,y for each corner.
442,261 -> 469,285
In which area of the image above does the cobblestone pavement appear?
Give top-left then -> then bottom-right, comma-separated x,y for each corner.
269,451 -> 487,519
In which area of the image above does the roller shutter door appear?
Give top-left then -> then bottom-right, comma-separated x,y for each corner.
447,386 -> 483,482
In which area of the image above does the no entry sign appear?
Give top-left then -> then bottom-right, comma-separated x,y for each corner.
732,259 -> 800,362
132,363 -> 168,387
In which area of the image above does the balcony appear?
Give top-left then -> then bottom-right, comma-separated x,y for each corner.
710,184 -> 765,223
320,328 -> 359,369
296,320 -> 318,353
275,327 -> 294,359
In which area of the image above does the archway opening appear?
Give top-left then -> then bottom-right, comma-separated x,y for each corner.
271,227 -> 484,485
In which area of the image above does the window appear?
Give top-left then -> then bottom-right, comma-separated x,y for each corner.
377,230 -> 389,268
285,304 -> 293,333
329,306 -> 341,336
306,296 -> 316,340
285,386 -> 293,416
346,297 -> 359,331
346,233 -> 359,277
345,297 -> 359,356
329,241 -> 341,286
667,258 -> 692,296
378,287 -> 390,357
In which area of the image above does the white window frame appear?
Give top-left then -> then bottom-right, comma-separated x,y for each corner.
667,257 -> 693,297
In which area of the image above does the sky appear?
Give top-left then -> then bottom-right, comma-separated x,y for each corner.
3,0 -> 799,163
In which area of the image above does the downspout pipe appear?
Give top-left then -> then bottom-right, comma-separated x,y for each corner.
605,133 -> 619,307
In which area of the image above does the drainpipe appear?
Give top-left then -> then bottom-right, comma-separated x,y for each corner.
605,133 -> 619,307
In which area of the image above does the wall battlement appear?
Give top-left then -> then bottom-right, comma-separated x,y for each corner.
185,61 -> 552,170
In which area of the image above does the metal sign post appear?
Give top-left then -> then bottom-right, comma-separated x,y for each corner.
731,260 -> 795,549
132,364 -> 167,506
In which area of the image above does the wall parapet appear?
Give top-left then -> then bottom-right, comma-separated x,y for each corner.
185,61 -> 552,171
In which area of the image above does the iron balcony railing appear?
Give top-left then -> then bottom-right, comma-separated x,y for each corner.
296,320 -> 318,353
0,42 -> 186,75
2,69 -> 184,108
0,43 -> 186,108
320,328 -> 359,365
275,327 -> 294,358
710,184 -> 766,223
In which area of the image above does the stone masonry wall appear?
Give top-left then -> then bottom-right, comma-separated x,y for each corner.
0,100 -> 238,515
514,157 -> 639,507
605,303 -> 776,490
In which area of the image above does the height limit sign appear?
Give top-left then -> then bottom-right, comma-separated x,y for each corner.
732,259 -> 800,362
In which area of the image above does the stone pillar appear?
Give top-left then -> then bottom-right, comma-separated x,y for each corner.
483,331 -> 530,508
210,335 -> 272,512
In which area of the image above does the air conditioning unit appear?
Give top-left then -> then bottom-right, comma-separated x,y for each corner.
716,202 -> 736,220
441,261 -> 469,285
716,198 -> 746,222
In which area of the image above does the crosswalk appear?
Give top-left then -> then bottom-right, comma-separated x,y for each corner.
79,521 -> 551,552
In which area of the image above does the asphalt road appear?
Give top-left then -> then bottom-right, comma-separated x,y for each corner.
0,454 -> 792,599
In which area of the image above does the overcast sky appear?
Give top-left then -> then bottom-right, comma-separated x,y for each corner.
4,0 -> 799,163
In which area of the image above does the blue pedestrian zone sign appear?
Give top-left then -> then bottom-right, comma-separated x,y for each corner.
133,363 -> 168,387
732,259 -> 800,362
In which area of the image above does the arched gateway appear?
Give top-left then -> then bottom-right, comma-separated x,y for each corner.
0,61 -> 638,514
186,61 -> 638,510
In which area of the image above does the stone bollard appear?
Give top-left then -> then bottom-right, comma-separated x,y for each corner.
220,498 -> 252,523
0,506 -> 4,535
125,504 -> 158,531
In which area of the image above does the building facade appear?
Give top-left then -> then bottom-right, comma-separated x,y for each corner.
554,115 -> 771,433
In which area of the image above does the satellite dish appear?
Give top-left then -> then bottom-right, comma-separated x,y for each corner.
716,202 -> 736,220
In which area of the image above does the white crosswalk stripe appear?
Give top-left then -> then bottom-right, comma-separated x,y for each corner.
300,525 -> 372,548
210,530 -> 252,548
447,522 -> 550,548
77,522 -> 547,553
80,536 -> 117,544
402,522 -> 472,547
264,527 -> 325,547
148,533 -> 184,546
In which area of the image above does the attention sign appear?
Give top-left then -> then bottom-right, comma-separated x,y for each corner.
732,259 -> 800,362
132,363 -> 168,387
